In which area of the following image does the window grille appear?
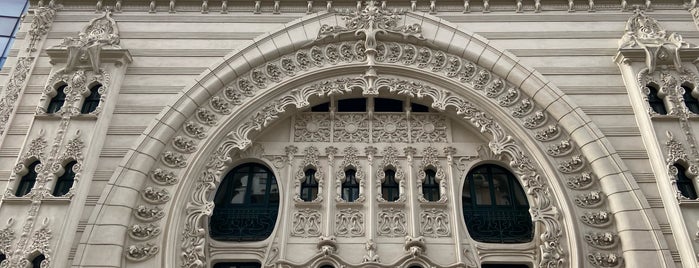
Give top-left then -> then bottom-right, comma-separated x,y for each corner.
463,164 -> 533,243
210,163 -> 279,241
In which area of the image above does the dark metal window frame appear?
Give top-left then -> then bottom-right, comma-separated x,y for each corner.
300,168 -> 319,202
341,169 -> 359,202
210,163 -> 280,241
381,169 -> 399,202
422,169 -> 440,202
463,164 -> 533,243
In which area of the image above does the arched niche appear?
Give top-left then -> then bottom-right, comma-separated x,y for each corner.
76,5 -> 670,268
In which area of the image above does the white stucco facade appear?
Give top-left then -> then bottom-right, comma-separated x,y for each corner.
0,0 -> 698,267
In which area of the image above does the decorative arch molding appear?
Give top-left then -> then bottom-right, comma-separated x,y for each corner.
77,4 -> 671,268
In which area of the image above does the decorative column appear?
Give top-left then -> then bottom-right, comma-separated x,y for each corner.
614,8 -> 699,267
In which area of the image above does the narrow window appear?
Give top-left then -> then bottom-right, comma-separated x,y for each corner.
683,84 -> 699,114
675,163 -> 698,199
30,254 -> 45,268
53,161 -> 77,197
0,252 -> 6,264
81,84 -> 101,114
301,168 -> 319,202
374,98 -> 403,112
337,98 -> 366,112
463,164 -> 533,243
210,163 -> 279,241
47,85 -> 67,114
342,169 -> 359,202
16,161 -> 40,197
381,169 -> 400,201
422,169 -> 440,201
213,262 -> 261,268
647,83 -> 667,115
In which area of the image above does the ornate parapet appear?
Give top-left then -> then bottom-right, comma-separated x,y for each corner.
614,7 -> 699,73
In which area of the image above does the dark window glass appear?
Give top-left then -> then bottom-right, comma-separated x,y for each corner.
311,102 -> 330,112
422,169 -> 440,201
481,264 -> 530,268
409,266 -> 423,268
0,252 -> 6,264
300,168 -> 319,202
411,102 -> 429,112
647,84 -> 667,115
675,163 -> 698,199
683,85 -> 699,114
463,164 -> 533,243
342,169 -> 360,202
210,163 -> 279,241
375,98 -> 403,112
320,265 -> 334,268
47,85 -> 67,114
381,169 -> 399,202
30,254 -> 45,268
337,98 -> 366,112
53,161 -> 77,197
16,161 -> 39,197
81,84 -> 101,114
213,262 -> 261,268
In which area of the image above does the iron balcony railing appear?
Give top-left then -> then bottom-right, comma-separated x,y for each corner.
463,208 -> 533,243
210,206 -> 279,241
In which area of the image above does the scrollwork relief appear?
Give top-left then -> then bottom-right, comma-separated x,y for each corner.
377,208 -> 407,237
335,208 -> 364,237
584,232 -> 618,249
416,147 -> 447,203
294,146 -> 324,203
419,208 -> 450,237
129,223 -> 161,241
126,243 -> 159,262
376,146 -> 406,203
335,146 -> 366,203
291,208 -> 322,237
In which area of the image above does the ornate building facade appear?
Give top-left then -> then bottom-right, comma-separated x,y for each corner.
0,0 -> 699,267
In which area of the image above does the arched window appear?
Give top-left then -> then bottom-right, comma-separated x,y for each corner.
210,163 -> 279,241
422,169 -> 440,202
47,84 -> 67,114
30,254 -> 45,268
301,168 -> 319,202
342,169 -> 359,202
80,84 -> 101,114
381,169 -> 399,202
683,84 -> 699,114
319,265 -> 334,268
213,262 -> 261,268
463,164 -> 533,243
16,161 -> 40,197
53,161 -> 77,197
674,163 -> 697,199
646,83 -> 667,115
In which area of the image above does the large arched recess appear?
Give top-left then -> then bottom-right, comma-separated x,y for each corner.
75,7 -> 673,268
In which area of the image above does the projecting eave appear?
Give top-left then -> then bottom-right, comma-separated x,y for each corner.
45,47 -> 132,65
